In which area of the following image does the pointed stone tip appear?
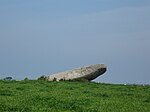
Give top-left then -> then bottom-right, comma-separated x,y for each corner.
91,64 -> 107,69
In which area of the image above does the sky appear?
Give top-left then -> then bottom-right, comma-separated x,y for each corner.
0,0 -> 150,84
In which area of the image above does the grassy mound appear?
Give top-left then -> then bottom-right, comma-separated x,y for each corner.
0,80 -> 150,112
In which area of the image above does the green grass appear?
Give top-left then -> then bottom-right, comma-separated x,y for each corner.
0,80 -> 150,112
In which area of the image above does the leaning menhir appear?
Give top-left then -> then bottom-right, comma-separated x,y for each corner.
42,64 -> 107,81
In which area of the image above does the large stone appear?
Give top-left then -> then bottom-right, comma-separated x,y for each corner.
44,64 -> 107,81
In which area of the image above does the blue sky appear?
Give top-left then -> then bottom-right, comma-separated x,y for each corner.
0,0 -> 150,84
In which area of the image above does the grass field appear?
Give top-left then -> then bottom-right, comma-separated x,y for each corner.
0,80 -> 150,112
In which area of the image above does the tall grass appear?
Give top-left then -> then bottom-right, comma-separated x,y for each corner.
0,80 -> 150,112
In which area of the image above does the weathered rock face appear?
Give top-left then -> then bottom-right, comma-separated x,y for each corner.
44,64 -> 107,81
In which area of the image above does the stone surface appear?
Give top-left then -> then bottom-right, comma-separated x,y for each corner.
44,64 -> 107,81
